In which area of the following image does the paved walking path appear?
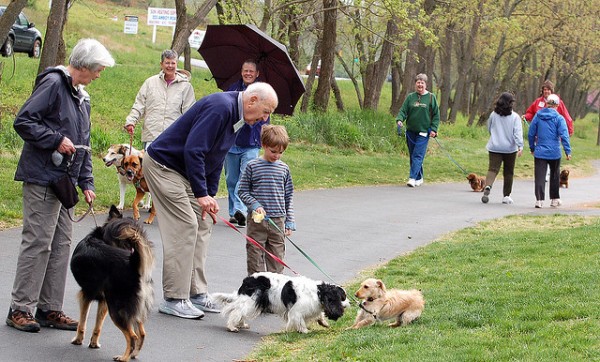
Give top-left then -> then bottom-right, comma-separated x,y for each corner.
1,161 -> 599,361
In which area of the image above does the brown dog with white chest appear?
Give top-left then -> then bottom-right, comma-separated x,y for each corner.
466,173 -> 485,192
122,152 -> 156,224
347,278 -> 424,329
560,169 -> 570,188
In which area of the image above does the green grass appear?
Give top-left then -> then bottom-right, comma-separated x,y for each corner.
248,215 -> 600,361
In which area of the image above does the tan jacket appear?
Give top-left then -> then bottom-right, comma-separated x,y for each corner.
125,70 -> 196,142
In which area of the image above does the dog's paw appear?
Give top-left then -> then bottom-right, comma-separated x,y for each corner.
227,326 -> 240,333
116,204 -> 124,210
71,337 -> 83,345
113,354 -> 129,361
89,342 -> 101,349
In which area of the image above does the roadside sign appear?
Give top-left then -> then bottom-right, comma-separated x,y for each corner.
124,15 -> 138,34
147,8 -> 177,26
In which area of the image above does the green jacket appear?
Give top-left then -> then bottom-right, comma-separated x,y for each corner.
396,91 -> 440,133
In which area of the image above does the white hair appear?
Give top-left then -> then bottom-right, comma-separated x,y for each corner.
69,38 -> 115,71
245,82 -> 278,109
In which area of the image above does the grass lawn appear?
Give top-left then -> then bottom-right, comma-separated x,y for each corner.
248,215 -> 600,361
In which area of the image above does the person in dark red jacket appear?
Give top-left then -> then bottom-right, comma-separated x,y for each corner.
523,80 -> 574,136
144,82 -> 278,319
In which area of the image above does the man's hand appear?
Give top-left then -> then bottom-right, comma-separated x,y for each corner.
197,196 -> 219,223
124,124 -> 135,136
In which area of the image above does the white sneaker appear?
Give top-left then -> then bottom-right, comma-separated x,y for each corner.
415,179 -> 423,187
407,179 -> 416,187
535,200 -> 543,208
502,196 -> 514,204
550,199 -> 562,207
190,293 -> 221,313
159,299 -> 204,319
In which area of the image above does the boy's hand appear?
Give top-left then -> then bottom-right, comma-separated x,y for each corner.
252,208 -> 266,223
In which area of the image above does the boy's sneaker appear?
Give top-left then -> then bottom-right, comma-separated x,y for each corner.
6,309 -> 40,333
502,196 -> 514,204
35,309 -> 78,330
535,200 -> 543,208
481,186 -> 491,204
550,199 -> 562,207
159,299 -> 204,319
190,293 -> 221,313
406,179 -> 416,187
415,179 -> 423,187
234,211 -> 246,227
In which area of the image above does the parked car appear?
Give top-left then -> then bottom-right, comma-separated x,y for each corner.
305,60 -> 321,76
0,6 -> 43,58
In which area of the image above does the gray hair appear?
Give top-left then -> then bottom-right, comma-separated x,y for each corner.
245,82 -> 278,109
415,73 -> 428,83
69,38 -> 115,71
161,49 -> 178,62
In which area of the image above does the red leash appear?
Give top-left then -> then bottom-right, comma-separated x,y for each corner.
214,214 -> 299,275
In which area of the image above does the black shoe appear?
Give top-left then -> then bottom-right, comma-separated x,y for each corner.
481,185 -> 491,204
234,211 -> 246,227
228,217 -> 237,224
35,309 -> 78,330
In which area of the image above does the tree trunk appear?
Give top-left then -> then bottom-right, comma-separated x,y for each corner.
171,0 -> 217,55
362,19 -> 396,110
313,0 -> 337,112
438,22 -> 454,123
0,0 -> 27,48
38,0 -> 67,73
336,52 -> 362,108
331,76 -> 344,111
300,38 -> 321,112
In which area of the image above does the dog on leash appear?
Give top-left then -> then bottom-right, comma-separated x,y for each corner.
347,278 -> 424,329
560,169 -> 570,188
102,144 -> 150,210
70,205 -> 154,362
466,173 -> 485,192
122,152 -> 156,224
213,272 -> 350,333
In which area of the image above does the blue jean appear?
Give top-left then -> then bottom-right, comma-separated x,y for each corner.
405,130 -> 430,180
225,147 -> 260,216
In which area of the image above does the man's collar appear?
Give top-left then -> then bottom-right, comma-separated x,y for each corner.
234,92 -> 245,133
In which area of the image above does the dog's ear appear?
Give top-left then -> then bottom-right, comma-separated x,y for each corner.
108,205 -> 123,220
376,279 -> 386,292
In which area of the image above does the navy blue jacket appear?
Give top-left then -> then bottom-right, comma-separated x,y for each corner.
14,66 -> 94,191
148,92 -> 241,197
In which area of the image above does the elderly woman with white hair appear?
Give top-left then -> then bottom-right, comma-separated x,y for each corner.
7,38 -> 114,333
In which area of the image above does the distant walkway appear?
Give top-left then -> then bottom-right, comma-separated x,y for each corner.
1,161 -> 599,361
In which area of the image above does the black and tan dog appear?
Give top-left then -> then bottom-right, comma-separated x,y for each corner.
70,205 -> 154,362
122,151 -> 156,224
560,169 -> 570,188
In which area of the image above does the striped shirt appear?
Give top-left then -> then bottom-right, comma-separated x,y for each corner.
238,157 -> 295,230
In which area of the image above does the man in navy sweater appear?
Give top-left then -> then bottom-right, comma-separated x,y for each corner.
144,82 -> 278,319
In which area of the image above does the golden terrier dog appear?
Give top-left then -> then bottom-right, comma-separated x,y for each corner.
348,278 -> 424,329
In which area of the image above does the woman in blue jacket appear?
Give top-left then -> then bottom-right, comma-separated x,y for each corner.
528,94 -> 572,208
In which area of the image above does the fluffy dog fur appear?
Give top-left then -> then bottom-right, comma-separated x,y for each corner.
348,278 -> 424,329
213,272 -> 349,333
560,169 -> 570,188
466,173 -> 486,192
122,152 -> 156,224
102,144 -> 150,210
70,205 -> 154,362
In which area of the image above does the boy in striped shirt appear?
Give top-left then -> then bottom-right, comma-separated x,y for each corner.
238,125 -> 296,275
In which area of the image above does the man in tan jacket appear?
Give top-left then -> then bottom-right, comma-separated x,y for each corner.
124,49 -> 196,149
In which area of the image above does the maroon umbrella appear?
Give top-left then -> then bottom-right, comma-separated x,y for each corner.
198,24 -> 306,116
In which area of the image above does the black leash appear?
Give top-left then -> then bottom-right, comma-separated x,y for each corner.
433,137 -> 469,176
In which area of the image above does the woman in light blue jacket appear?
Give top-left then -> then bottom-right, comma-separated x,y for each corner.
481,92 -> 523,205
528,94 -> 572,208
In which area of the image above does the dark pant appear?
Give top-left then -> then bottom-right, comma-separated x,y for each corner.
534,158 -> 561,201
485,151 -> 518,197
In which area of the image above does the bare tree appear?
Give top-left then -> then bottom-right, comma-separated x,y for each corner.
38,0 -> 70,73
313,0 -> 337,112
171,0 -> 218,65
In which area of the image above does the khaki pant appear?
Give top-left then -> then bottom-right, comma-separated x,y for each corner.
144,155 -> 213,299
246,216 -> 286,275
11,183 -> 72,313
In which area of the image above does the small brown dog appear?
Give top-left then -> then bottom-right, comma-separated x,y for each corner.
560,169 -> 570,188
466,173 -> 485,192
122,152 -> 156,224
347,278 -> 425,329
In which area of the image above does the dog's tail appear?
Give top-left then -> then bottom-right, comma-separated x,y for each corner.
212,292 -> 237,305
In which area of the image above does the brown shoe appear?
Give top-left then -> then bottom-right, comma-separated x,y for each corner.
35,310 -> 78,330
6,309 -> 41,333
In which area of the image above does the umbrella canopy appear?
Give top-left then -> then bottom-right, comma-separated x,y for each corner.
198,24 -> 306,116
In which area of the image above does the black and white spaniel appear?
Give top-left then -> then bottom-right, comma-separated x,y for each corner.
213,272 -> 349,333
